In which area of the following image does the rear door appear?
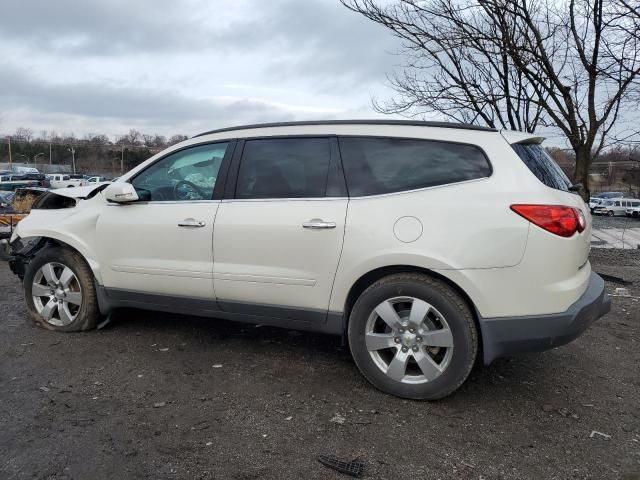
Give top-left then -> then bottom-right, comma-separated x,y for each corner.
212,136 -> 347,322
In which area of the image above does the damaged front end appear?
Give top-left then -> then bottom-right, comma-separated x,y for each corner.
5,236 -> 47,279
1,183 -> 109,278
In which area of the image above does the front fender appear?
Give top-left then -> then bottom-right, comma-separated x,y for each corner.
12,199 -> 104,283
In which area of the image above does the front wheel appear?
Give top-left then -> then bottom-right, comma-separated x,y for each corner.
608,210 -> 614,217
24,246 -> 101,332
348,273 -> 477,400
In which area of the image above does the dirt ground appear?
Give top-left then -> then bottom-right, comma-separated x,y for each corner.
1,250 -> 639,480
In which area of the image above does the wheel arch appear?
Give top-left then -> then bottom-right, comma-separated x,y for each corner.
13,235 -> 103,284
341,265 -> 483,355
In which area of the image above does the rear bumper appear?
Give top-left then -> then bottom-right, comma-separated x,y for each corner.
479,272 -> 611,364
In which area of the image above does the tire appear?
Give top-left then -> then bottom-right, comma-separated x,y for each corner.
348,273 -> 477,400
608,210 -> 614,217
23,246 -> 101,332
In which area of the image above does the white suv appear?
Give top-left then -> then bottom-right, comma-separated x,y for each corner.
5,120 -> 610,399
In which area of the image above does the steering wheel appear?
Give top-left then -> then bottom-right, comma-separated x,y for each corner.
173,180 -> 206,200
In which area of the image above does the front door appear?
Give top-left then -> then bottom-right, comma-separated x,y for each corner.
95,141 -> 231,300
213,137 -> 347,321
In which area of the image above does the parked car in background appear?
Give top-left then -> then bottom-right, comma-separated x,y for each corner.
594,191 -> 624,199
4,120 -> 610,400
588,197 -> 604,213
47,174 -> 87,189
593,198 -> 640,216
16,173 -> 51,188
12,166 -> 40,175
625,201 -> 640,218
86,176 -> 111,184
0,175 -> 40,191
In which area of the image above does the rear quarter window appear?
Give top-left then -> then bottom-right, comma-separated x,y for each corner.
511,143 -> 572,192
338,137 -> 491,197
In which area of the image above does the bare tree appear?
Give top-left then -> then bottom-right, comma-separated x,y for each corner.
14,127 -> 34,143
341,0 -> 640,198
142,133 -> 168,148
116,129 -> 143,146
168,134 -> 188,146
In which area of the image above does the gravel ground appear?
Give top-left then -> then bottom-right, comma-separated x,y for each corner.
1,251 -> 639,480
592,214 -> 640,230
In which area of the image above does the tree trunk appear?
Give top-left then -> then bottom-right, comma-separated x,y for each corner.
573,146 -> 591,201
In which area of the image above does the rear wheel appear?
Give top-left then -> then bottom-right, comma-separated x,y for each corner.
348,273 -> 477,400
24,247 -> 101,332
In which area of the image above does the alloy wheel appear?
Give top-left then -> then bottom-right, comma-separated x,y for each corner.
365,296 -> 454,384
31,262 -> 83,327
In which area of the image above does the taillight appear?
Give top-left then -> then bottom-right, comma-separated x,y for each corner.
510,204 -> 585,237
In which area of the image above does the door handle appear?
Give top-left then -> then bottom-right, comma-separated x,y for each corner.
302,219 -> 336,229
178,218 -> 206,228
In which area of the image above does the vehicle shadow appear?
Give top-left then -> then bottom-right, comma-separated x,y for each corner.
106,307 -> 554,403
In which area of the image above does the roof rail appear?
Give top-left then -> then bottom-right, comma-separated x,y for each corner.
193,119 -> 497,138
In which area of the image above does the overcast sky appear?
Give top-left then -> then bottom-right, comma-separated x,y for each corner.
0,0 -> 404,139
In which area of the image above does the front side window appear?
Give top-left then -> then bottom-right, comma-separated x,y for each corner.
339,137 -> 491,197
236,138 -> 331,199
132,142 -> 228,201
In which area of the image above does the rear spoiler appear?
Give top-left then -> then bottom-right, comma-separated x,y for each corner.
500,130 -> 545,145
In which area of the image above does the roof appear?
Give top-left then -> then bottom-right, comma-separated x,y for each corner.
194,119 -> 498,138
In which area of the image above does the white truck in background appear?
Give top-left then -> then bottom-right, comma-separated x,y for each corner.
47,174 -> 87,189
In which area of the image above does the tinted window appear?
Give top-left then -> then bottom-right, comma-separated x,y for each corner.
132,142 -> 227,201
236,138 -> 330,199
511,143 -> 572,192
338,137 -> 491,197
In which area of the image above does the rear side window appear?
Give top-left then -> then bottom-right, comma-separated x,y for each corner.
338,137 -> 491,197
511,143 -> 572,192
236,138 -> 331,199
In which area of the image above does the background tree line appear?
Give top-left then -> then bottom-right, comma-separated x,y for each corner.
0,128 -> 189,176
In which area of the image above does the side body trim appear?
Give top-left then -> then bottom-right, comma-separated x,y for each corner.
95,287 -> 344,336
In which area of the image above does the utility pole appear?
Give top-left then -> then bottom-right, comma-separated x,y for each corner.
33,152 -> 44,169
49,142 -> 52,166
121,145 -> 124,175
8,136 -> 12,168
68,147 -> 76,174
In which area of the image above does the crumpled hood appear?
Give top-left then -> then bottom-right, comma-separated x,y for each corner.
49,183 -> 110,199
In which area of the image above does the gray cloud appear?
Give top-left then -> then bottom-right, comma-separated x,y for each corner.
0,0 -> 213,55
0,0 -> 401,137
0,65 -> 299,129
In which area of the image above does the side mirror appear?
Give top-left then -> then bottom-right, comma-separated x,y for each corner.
103,182 -> 139,203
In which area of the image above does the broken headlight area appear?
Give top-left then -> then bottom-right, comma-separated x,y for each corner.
7,236 -> 46,279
